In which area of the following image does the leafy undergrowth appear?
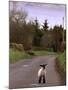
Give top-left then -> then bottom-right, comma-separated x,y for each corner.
56,51 -> 66,85
58,51 -> 66,73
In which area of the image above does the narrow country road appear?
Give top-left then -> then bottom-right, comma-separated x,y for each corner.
9,55 -> 63,89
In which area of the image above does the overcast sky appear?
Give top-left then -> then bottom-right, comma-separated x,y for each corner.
10,1 -> 66,29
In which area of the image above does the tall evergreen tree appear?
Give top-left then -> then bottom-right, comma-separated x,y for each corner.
33,18 -> 43,46
43,19 -> 48,31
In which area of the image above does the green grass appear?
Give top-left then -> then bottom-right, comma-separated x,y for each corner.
10,48 -> 55,63
56,51 -> 66,84
10,48 -> 32,63
58,51 -> 66,72
33,50 -> 51,56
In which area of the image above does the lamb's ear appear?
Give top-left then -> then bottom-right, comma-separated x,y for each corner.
40,65 -> 44,68
40,65 -> 43,66
45,64 -> 48,66
45,64 -> 48,67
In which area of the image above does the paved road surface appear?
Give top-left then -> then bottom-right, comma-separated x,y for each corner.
9,55 -> 63,89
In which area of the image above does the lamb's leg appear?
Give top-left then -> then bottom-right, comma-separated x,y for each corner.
38,75 -> 42,83
43,75 -> 46,83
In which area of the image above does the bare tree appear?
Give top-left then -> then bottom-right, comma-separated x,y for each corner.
9,1 -> 28,23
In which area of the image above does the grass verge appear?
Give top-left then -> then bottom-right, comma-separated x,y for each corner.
10,48 -> 32,63
10,48 -> 54,63
55,51 -> 66,85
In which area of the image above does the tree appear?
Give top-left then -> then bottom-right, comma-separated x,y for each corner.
33,18 -> 43,46
10,1 -> 28,44
22,21 -> 35,50
10,1 -> 28,23
52,25 -> 63,52
43,19 -> 48,32
40,31 -> 53,50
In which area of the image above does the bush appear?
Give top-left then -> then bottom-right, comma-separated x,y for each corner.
26,50 -> 35,55
60,41 -> 66,52
58,51 -> 66,73
10,43 -> 24,51
55,51 -> 66,84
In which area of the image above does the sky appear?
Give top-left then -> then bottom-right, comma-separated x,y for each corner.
10,1 -> 66,29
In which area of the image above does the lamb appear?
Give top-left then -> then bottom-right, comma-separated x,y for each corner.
38,64 -> 47,84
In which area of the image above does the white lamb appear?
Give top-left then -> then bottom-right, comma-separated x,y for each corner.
38,64 -> 47,83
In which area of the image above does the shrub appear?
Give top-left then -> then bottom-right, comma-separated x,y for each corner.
55,51 -> 66,84
10,43 -> 24,51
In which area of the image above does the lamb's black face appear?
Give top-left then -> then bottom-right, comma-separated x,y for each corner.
40,64 -> 47,68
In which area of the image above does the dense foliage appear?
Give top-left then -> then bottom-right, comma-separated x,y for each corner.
10,5 -> 66,52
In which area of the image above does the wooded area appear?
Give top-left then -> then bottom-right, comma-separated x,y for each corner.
9,2 -> 66,52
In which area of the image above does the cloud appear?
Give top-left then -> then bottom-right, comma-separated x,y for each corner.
10,1 -> 66,12
22,2 -> 66,11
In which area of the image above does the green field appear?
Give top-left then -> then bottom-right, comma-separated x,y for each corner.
10,48 -> 53,63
